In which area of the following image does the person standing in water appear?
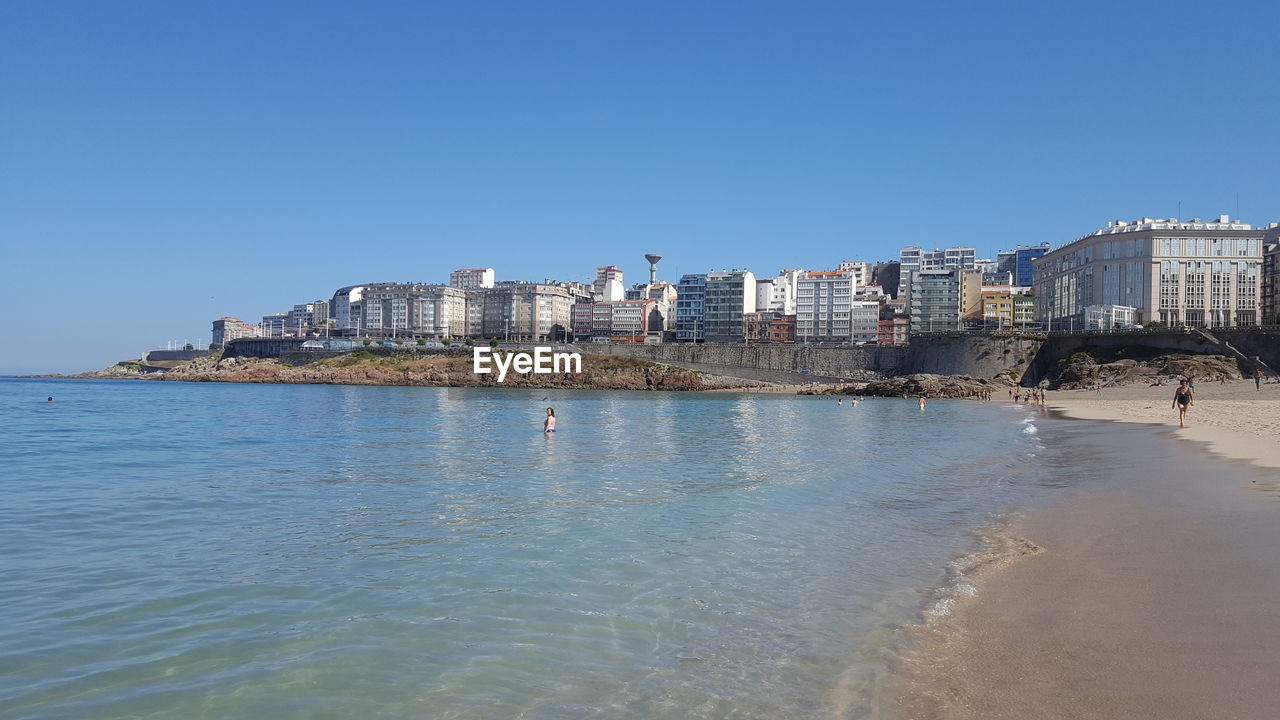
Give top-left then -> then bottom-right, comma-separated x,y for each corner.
543,407 -> 556,433
918,396 -> 927,409
1172,381 -> 1193,428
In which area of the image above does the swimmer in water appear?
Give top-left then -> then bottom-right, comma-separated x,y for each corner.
47,397 -> 54,403
837,399 -> 843,405
544,407 -> 556,433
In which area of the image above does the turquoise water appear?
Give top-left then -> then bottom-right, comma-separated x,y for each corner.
1,378 -> 1055,719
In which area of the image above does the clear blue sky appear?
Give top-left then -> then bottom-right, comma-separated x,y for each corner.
3,0 -> 1277,373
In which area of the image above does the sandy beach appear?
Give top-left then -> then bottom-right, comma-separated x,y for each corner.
896,380 -> 1280,719
1048,378 -> 1280,469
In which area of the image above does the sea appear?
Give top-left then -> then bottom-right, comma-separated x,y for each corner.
1,377 -> 1068,719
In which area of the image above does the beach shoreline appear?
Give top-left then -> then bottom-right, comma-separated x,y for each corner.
894,382 -> 1280,719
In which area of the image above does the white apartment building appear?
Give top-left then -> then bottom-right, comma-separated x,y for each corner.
837,260 -> 871,287
449,268 -> 495,289
359,283 -> 469,337
755,272 -> 799,315
1034,215 -> 1265,328
331,285 -> 366,331
796,269 -> 856,342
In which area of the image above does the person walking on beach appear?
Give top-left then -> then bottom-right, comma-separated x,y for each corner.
1257,369 -> 1264,392
1172,381 -> 1193,428
543,407 -> 556,433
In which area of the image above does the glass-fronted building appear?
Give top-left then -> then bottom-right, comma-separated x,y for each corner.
676,274 -> 707,342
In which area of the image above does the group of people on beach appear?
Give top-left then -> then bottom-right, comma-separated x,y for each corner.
1011,388 -> 1046,407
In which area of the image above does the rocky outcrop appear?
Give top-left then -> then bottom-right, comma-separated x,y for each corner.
813,373 -> 1011,398
77,352 -> 755,391
1048,352 -> 1241,390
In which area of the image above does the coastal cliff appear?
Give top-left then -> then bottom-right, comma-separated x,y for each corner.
77,351 -> 755,391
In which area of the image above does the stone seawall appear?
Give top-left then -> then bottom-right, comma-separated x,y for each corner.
585,343 -> 906,381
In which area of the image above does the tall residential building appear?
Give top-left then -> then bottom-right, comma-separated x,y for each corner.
676,274 -> 707,342
330,286 -> 366,331
480,283 -> 574,341
755,271 -> 799,315
286,303 -> 314,335
908,269 -> 982,331
358,283 -> 469,337
211,317 -> 260,345
899,245 -> 977,295
796,270 -> 855,342
449,268 -> 495,289
311,300 -> 331,328
592,265 -> 625,302
837,260 -> 871,287
703,270 -> 756,343
1263,224 -> 1280,324
996,250 -> 1017,278
1033,216 -> 1265,329
1013,244 -> 1051,286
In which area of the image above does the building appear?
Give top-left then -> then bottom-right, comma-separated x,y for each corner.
260,313 -> 289,337
796,270 -> 854,342
1014,244 -> 1051,286
837,260 -> 871,287
358,283 -> 469,338
870,262 -> 901,299
899,246 -> 977,296
449,268 -> 495,289
1263,224 -> 1280,325
286,303 -> 314,335
1033,216 -> 1265,329
1084,304 -> 1138,330
877,312 -> 910,345
592,266 -> 624,301
980,287 -> 1035,330
311,300 -> 331,329
744,312 -> 796,343
676,274 -> 707,342
996,250 -> 1017,279
703,270 -> 756,343
480,283 -> 574,341
331,286 -> 366,332
211,317 -> 260,345
908,269 -> 982,332
573,299 -> 658,342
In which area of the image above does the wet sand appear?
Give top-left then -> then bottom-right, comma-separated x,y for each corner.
895,407 -> 1280,719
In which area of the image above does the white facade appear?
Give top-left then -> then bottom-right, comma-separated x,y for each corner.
449,268 -> 495,289
837,260 -> 871,287
755,274 -> 797,315
331,286 -> 366,330
1034,216 -> 1264,328
796,270 -> 856,342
